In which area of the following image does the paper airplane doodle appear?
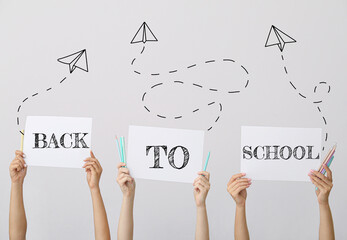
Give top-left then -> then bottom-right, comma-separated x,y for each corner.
131,22 -> 158,44
57,49 -> 89,73
265,25 -> 296,52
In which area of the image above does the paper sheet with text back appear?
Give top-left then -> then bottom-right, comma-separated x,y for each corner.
23,116 -> 92,168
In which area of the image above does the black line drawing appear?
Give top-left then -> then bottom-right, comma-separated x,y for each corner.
265,25 -> 296,52
131,22 -> 158,44
16,49 -> 89,135
130,22 -> 250,131
57,49 -> 89,73
265,25 -> 331,150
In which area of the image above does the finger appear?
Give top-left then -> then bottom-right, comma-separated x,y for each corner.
229,178 -> 251,189
119,176 -> 133,185
310,174 -> 330,189
310,176 -> 324,190
15,150 -> 24,157
90,150 -> 102,171
311,170 -> 330,184
194,178 -> 210,188
16,156 -> 26,167
13,159 -> 24,170
323,164 -> 333,181
84,158 -> 102,170
117,162 -> 126,169
82,162 -> 97,169
198,171 -> 210,180
194,182 -> 208,192
117,172 -> 129,180
118,167 -> 130,175
90,150 -> 96,159
234,185 -> 250,195
194,176 -> 209,185
92,158 -> 102,172
230,182 -> 251,193
227,173 -> 246,185
12,163 -> 23,172
85,165 -> 97,174
198,176 -> 210,186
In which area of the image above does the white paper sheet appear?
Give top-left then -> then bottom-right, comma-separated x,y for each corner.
240,126 -> 322,181
23,116 -> 92,168
127,125 -> 204,183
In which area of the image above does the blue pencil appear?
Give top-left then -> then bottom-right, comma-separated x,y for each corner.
122,136 -> 127,166
120,137 -> 125,163
203,152 -> 210,171
115,136 -> 123,163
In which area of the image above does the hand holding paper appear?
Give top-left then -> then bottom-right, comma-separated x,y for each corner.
309,165 -> 333,205
83,151 -> 103,191
227,173 -> 251,207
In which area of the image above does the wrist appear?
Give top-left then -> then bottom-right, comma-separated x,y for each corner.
319,201 -> 330,207
196,203 -> 207,209
11,181 -> 24,188
90,186 -> 101,194
123,193 -> 135,201
236,202 -> 246,208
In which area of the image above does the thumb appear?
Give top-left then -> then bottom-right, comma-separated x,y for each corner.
90,150 -> 96,158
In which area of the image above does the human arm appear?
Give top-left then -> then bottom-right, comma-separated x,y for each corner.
116,162 -> 136,240
83,151 -> 111,240
227,173 -> 252,240
9,150 -> 27,240
309,165 -> 335,240
193,171 -> 211,240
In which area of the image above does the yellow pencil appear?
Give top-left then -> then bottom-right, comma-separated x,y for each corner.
20,130 -> 24,151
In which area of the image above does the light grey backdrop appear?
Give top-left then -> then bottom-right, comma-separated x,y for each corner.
0,0 -> 346,239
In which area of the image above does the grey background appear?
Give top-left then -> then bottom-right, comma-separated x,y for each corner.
0,0 -> 346,239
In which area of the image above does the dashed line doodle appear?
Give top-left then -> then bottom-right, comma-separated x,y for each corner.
130,22 -> 251,131
16,49 -> 89,135
265,25 -> 331,151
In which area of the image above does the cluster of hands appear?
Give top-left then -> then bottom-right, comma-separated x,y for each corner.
11,150 -> 334,207
10,150 -> 335,240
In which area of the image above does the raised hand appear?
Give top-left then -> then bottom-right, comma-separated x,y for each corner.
309,165 -> 333,205
116,163 -> 135,198
9,150 -> 28,240
83,150 -> 103,190
227,173 -> 251,206
9,150 -> 27,184
193,171 -> 211,207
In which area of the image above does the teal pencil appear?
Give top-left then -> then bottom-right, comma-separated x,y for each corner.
122,136 -> 127,166
120,137 -> 125,163
115,136 -> 123,163
203,152 -> 210,171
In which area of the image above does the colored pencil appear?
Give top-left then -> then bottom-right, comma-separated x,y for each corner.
319,144 -> 336,173
203,152 -> 210,171
122,137 -> 127,165
20,130 -> 24,151
115,136 -> 123,163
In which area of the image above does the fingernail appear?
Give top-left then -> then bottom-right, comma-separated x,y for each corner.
310,169 -> 314,172
248,178 -> 252,181
24,164 -> 27,167
242,173 -> 246,176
